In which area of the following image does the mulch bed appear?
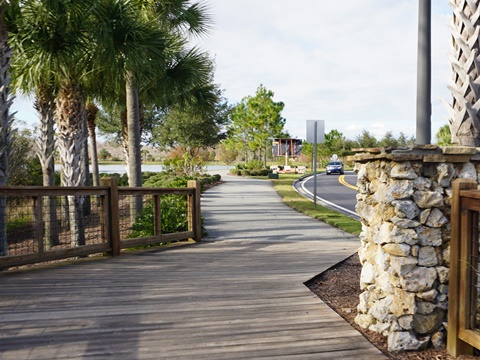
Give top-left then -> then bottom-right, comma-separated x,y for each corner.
306,253 -> 479,360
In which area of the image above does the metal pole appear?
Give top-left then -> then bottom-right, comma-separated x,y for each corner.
313,122 -> 318,209
416,0 -> 431,145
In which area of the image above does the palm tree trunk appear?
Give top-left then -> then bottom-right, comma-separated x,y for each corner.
34,87 -> 59,249
126,71 -> 142,187
86,102 -> 100,187
56,78 -> 86,247
126,71 -> 142,223
81,107 -> 91,216
0,8 -> 14,257
447,1 -> 480,146
121,108 -> 130,179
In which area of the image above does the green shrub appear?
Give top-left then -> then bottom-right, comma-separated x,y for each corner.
99,173 -> 129,186
201,177 -> 212,185
246,159 -> 264,170
212,174 -> 221,182
129,203 -> 155,238
130,195 -> 188,238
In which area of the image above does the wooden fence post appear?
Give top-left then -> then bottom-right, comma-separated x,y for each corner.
101,177 -> 120,256
154,195 -> 162,236
448,178 -> 477,357
33,196 -> 44,253
187,180 -> 201,242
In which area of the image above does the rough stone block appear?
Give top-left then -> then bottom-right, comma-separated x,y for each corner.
412,309 -> 445,335
437,163 -> 455,187
441,146 -> 476,155
369,295 -> 393,322
391,162 -> 418,180
383,243 -> 410,257
436,266 -> 449,284
392,200 -> 420,219
415,289 -> 438,301
400,267 -> 437,292
416,301 -> 436,315
413,176 -> 432,191
391,217 -> 421,228
457,162 -> 477,179
412,190 -> 444,208
418,246 -> 438,267
390,288 -> 416,317
387,331 -> 430,352
390,255 -> 418,276
425,208 -> 448,228
416,226 -> 442,246
355,313 -> 376,329
398,315 -> 414,330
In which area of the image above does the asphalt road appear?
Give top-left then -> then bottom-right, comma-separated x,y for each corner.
294,171 -> 359,219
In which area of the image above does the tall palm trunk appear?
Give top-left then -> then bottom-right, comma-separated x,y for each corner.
86,102 -> 100,187
126,71 -> 142,223
0,7 -> 14,257
126,71 -> 142,187
80,101 -> 91,216
34,86 -> 58,249
121,108 -> 130,179
56,78 -> 86,247
447,1 -> 480,145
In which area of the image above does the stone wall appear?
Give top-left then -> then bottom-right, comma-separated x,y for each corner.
350,145 -> 480,352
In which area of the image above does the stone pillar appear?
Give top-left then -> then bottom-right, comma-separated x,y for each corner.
350,145 -> 479,352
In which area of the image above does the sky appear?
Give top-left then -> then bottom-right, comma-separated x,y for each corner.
197,0 -> 452,141
12,0 -> 453,142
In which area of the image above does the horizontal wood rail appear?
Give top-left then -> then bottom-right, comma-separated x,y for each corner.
0,178 -> 201,269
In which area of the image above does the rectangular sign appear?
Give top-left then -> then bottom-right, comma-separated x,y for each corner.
306,120 -> 325,144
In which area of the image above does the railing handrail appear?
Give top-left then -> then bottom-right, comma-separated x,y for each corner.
0,178 -> 201,269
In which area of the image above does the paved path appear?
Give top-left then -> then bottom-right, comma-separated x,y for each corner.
0,174 -> 386,359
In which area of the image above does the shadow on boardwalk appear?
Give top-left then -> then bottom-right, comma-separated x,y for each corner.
0,174 -> 386,359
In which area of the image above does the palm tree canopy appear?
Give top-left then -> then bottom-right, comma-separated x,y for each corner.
9,0 -> 93,93
134,0 -> 212,37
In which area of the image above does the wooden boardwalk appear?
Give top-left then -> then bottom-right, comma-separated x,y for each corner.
0,175 -> 386,359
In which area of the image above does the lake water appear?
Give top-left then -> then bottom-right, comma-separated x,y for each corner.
55,164 -> 232,174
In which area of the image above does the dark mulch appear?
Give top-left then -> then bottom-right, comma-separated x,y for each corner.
306,253 -> 479,360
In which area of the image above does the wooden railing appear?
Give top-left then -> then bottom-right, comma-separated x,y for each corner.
0,178 -> 201,269
448,178 -> 480,357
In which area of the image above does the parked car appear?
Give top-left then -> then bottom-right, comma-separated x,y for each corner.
326,161 -> 344,175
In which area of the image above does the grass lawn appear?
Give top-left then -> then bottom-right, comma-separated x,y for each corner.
271,173 -> 362,236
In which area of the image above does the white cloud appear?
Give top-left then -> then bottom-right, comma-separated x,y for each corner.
201,0 -> 453,141
12,1 -> 454,144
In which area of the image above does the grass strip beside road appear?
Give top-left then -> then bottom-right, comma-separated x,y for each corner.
271,174 -> 362,236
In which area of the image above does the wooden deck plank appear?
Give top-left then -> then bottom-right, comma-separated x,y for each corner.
0,176 -> 386,359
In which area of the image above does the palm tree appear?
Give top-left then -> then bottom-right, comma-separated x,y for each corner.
10,2 -> 68,249
11,0 -> 94,246
89,0 -> 176,220
124,0 -> 212,189
446,0 -> 480,145
0,2 -> 15,256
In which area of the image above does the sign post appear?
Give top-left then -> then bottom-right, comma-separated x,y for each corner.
306,120 -> 325,209
416,0 -> 431,144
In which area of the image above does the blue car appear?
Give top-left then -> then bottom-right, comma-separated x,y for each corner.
326,161 -> 344,175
